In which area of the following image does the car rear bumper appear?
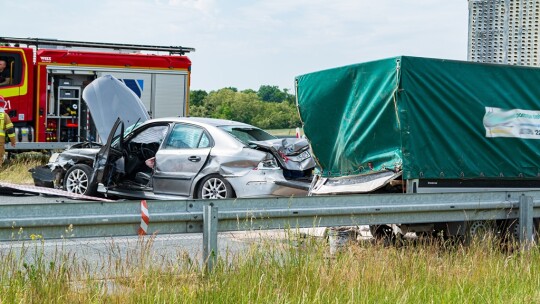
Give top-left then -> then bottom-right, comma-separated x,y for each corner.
226,169 -> 310,198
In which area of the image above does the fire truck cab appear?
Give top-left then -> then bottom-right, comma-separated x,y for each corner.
0,37 -> 194,149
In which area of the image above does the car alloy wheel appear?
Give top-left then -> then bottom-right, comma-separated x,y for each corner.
199,175 -> 234,199
64,164 -> 96,196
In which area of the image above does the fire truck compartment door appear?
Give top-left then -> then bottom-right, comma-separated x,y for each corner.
83,75 -> 149,142
96,71 -> 188,118
153,73 -> 187,118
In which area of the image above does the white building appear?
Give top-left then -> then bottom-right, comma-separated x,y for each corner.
468,0 -> 540,65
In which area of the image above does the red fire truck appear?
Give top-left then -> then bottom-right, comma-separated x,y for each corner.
0,37 -> 194,150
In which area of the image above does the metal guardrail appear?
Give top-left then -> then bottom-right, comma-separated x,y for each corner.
1,190 -> 539,269
6,142 -> 75,151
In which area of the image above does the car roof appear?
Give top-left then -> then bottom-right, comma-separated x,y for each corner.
147,116 -> 257,128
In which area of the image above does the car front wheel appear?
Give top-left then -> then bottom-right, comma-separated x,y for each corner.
64,164 -> 96,196
198,174 -> 234,199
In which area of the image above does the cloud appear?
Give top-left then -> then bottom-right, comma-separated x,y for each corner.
3,0 -> 468,90
166,0 -> 217,12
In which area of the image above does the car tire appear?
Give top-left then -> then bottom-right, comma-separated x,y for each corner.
198,174 -> 235,199
64,164 -> 97,196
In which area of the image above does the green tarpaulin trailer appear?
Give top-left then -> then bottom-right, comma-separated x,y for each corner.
296,56 -> 540,194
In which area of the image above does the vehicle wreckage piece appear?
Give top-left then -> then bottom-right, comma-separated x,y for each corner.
0,181 -> 114,202
251,138 -> 316,172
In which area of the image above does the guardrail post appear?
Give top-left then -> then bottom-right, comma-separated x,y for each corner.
519,195 -> 534,249
203,204 -> 218,272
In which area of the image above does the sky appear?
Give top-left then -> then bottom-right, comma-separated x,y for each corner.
4,0 -> 469,92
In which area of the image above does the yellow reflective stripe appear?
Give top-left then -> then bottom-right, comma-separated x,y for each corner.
0,113 -> 3,131
0,131 -> 5,136
5,123 -> 13,129
7,133 -> 14,138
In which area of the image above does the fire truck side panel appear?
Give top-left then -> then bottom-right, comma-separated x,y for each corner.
36,63 -> 50,143
154,73 -> 188,118
32,49 -> 191,143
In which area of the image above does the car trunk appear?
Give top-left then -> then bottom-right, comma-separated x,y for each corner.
251,138 -> 315,181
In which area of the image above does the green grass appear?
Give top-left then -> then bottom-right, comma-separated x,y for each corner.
1,235 -> 539,303
0,155 -> 539,302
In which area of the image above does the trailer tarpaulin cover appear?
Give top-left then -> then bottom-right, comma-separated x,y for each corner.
296,56 -> 540,180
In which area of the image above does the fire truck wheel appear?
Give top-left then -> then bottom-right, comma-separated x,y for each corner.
64,164 -> 96,196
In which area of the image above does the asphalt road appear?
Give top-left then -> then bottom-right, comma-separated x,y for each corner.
0,229 -> 296,276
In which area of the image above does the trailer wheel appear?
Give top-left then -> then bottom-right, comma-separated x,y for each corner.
64,164 -> 96,196
466,220 -> 498,243
369,225 -> 396,245
503,218 -> 540,243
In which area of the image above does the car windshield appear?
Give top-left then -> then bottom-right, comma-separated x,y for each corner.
218,126 -> 276,145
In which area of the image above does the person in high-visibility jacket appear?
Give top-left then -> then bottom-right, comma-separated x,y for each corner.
0,96 -> 16,165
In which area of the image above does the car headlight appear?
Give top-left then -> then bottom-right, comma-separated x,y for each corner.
48,152 -> 60,164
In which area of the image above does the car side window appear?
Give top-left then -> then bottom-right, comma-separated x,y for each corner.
165,124 -> 211,149
199,133 -> 211,148
131,125 -> 168,144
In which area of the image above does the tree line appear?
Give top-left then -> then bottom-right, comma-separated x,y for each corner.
189,85 -> 301,129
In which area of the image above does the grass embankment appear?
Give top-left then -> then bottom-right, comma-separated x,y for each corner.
1,235 -> 539,303
0,152 -> 48,184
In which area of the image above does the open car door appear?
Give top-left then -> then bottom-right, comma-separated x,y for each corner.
91,118 -> 125,189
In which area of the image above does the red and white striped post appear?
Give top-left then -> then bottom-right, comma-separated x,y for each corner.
138,200 -> 149,236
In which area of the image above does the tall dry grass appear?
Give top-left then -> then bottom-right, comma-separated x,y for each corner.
0,153 -> 538,302
0,152 -> 49,184
0,234 -> 539,303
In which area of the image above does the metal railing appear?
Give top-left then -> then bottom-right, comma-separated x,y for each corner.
1,190 -> 539,270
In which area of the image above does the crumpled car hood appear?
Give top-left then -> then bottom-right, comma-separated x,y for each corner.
47,147 -> 101,171
82,75 -> 150,142
310,170 -> 401,195
250,138 -> 316,171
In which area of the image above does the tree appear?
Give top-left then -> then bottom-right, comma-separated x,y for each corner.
241,89 -> 257,94
189,105 -> 208,117
258,85 -> 286,103
189,86 -> 301,129
283,88 -> 296,105
189,89 -> 208,107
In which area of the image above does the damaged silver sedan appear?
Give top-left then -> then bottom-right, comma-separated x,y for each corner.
35,117 -> 315,199
31,75 -> 315,200
90,117 -> 315,200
